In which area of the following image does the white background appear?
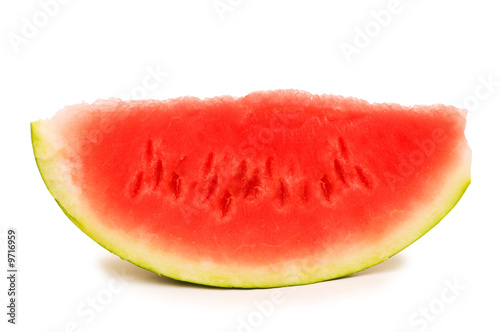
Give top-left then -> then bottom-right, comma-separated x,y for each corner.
1,0 -> 499,331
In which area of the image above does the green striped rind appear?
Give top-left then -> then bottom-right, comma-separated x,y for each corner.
31,119 -> 471,288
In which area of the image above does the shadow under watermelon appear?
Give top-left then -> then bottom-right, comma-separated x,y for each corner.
99,253 -> 406,290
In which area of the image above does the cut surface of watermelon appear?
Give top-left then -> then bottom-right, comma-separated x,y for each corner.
32,90 -> 471,288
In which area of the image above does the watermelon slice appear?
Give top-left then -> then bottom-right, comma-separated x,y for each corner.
31,90 -> 471,288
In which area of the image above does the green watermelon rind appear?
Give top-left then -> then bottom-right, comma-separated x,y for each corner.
31,115 -> 471,288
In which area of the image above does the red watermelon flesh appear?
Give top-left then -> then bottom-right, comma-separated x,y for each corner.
31,90 -> 471,288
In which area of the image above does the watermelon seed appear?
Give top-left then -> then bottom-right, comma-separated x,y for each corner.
206,174 -> 219,200
277,179 -> 289,207
170,172 -> 182,199
231,160 -> 248,196
244,169 -> 261,199
219,190 -> 232,217
338,136 -> 348,159
131,172 -> 144,198
265,157 -> 274,178
355,166 -> 371,189
300,181 -> 310,203
320,174 -> 333,201
153,160 -> 163,188
236,160 -> 248,181
203,152 -> 214,175
145,139 -> 153,162
334,159 -> 348,185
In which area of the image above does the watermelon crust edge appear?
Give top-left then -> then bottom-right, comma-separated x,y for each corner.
31,92 -> 471,288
